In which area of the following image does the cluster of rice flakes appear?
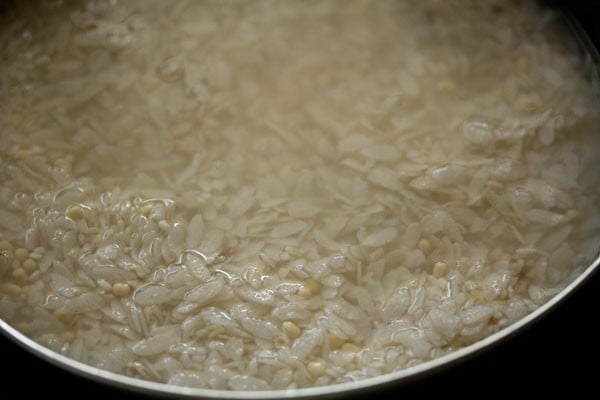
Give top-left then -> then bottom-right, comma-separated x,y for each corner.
0,0 -> 599,391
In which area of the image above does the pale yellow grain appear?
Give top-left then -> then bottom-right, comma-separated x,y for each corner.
341,342 -> 361,353
0,239 -> 13,252
307,361 -> 326,377
53,308 -> 73,324
112,283 -> 131,297
2,283 -> 22,296
21,258 -> 37,273
12,268 -> 28,283
66,205 -> 85,220
566,209 -> 580,220
470,288 -> 484,300
328,333 -> 344,350
437,80 -> 456,92
385,249 -> 404,268
14,248 -> 29,262
282,321 -> 301,339
297,285 -> 312,298
304,278 -> 321,292
432,261 -> 447,278
14,148 -> 31,160
141,203 -> 153,217
92,234 -> 103,247
516,56 -> 528,71
418,239 -> 431,253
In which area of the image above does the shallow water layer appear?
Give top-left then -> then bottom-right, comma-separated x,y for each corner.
0,0 -> 599,391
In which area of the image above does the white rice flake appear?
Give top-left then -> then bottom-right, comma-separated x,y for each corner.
546,243 -> 575,284
360,144 -> 399,161
89,265 -> 136,284
380,287 -> 410,322
428,308 -> 459,340
270,220 -> 308,238
227,187 -> 255,218
63,292 -> 105,314
287,199 -> 319,218
367,168 -> 403,191
169,371 -> 207,388
361,227 -> 398,247
132,331 -> 180,356
462,305 -> 494,325
291,327 -> 325,359
431,164 -> 467,186
240,317 -> 280,340
337,134 -> 372,153
184,278 -> 224,305
313,229 -> 343,251
133,284 -> 172,306
526,209 -> 568,226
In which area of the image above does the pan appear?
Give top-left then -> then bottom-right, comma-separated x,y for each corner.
1,1 -> 599,398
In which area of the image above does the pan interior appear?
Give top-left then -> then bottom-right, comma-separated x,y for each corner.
0,0 -> 599,396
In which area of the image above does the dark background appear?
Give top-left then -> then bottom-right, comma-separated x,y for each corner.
2,1 -> 600,399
